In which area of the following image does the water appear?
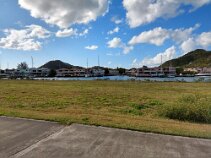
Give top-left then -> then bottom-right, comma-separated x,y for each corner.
34,76 -> 211,82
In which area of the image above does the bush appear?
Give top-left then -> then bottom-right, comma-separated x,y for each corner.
48,69 -> 57,77
160,94 -> 211,123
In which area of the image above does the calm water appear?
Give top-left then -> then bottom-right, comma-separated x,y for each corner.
35,76 -> 211,82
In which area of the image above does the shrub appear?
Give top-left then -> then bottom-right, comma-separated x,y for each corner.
160,94 -> 211,123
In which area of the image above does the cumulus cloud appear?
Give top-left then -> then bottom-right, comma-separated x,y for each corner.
107,37 -> 122,48
197,32 -> 211,47
132,46 -> 176,67
181,32 -> 211,54
129,24 -> 199,46
107,37 -> 133,54
129,27 -> 169,46
128,24 -> 211,54
56,28 -> 89,37
180,38 -> 196,54
19,0 -> 110,29
0,25 -> 50,51
123,0 -> 211,28
56,28 -> 77,37
107,27 -> 119,35
85,45 -> 98,50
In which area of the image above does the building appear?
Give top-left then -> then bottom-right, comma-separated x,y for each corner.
125,68 -> 137,76
126,66 -> 176,77
108,69 -> 119,76
56,68 -> 86,77
184,67 -> 211,76
30,68 -> 50,77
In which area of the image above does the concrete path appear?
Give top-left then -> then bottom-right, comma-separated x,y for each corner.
0,117 -> 210,158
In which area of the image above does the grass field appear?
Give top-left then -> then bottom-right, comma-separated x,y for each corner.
0,80 -> 211,138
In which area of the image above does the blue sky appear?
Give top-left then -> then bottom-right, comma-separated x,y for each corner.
0,0 -> 211,69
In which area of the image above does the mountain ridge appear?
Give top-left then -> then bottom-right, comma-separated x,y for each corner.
162,49 -> 211,68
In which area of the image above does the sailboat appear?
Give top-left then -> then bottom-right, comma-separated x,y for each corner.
85,58 -> 90,78
158,55 -> 165,77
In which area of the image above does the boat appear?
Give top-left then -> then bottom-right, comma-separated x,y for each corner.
167,75 -> 176,78
195,73 -> 211,76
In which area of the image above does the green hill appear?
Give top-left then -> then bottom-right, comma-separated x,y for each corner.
162,49 -> 211,68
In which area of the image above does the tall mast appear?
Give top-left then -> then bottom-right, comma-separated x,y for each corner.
98,55 -> 100,67
161,55 -> 163,73
31,56 -> 34,68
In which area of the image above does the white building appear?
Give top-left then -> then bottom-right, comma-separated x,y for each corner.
56,68 -> 86,77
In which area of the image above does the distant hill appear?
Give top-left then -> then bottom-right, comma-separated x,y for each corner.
162,49 -> 211,68
40,60 -> 81,70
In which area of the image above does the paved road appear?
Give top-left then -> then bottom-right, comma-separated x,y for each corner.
0,117 -> 211,158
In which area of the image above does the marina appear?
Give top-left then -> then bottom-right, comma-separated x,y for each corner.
34,75 -> 211,82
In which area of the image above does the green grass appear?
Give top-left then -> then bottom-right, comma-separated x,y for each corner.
160,94 -> 211,123
0,80 -> 211,138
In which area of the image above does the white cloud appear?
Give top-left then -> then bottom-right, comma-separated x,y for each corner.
107,37 -> 122,48
129,27 -> 169,46
123,0 -> 211,28
129,24 -> 199,46
19,0 -> 110,29
56,28 -> 89,38
181,32 -> 211,54
111,16 -> 123,24
0,25 -> 50,51
128,24 -> 211,54
136,46 -> 176,67
85,45 -> 98,50
56,28 -> 77,37
180,38 -> 196,54
122,45 -> 133,54
107,37 -> 133,54
197,32 -> 211,47
107,27 -> 119,35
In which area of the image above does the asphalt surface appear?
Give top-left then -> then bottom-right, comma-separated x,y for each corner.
0,116 -> 211,158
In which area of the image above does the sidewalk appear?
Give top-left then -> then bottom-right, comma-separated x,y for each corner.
0,116 -> 210,158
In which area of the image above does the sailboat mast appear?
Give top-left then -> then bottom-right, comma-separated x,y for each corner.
31,56 -> 34,68
98,55 -> 100,67
161,55 -> 163,73
86,58 -> 89,76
